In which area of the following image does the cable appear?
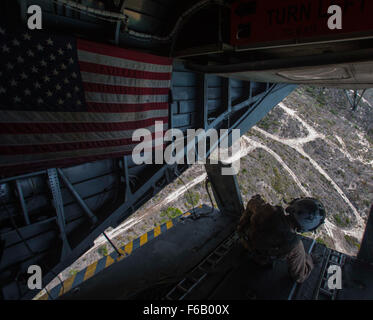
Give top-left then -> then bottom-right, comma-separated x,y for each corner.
52,0 -> 127,22
103,231 -> 124,257
175,170 -> 216,220
175,170 -> 198,219
51,2 -> 122,23
126,0 -> 220,42
50,0 -> 226,59
166,0 -> 219,57
41,284 -> 54,300
186,178 -> 214,218
53,0 -> 224,43
205,178 -> 215,214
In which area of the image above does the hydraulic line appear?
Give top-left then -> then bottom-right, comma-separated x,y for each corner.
126,0 -> 223,42
54,0 -> 127,20
54,0 -> 225,43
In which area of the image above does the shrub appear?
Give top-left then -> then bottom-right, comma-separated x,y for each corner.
344,235 -> 360,249
334,214 -> 350,227
69,269 -> 78,276
316,237 -> 326,246
161,207 -> 183,219
98,245 -> 108,256
330,109 -> 338,116
185,192 -> 200,207
272,167 -> 283,194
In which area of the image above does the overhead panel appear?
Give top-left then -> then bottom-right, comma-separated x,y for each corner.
231,0 -> 373,49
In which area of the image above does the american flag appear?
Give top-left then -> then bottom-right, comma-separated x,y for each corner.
0,24 -> 172,177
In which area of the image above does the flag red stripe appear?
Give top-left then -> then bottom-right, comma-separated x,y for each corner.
86,102 -> 169,113
0,117 -> 169,134
0,131 -> 167,155
83,82 -> 170,95
77,39 -> 173,66
78,61 -> 172,81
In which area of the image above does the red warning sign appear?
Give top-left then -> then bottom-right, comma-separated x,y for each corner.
231,0 -> 373,46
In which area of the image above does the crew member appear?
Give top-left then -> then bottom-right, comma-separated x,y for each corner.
238,195 -> 326,283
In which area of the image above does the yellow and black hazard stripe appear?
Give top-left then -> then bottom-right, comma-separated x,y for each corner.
35,210 -> 195,300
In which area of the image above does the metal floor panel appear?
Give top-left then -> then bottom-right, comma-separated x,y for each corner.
176,237 -> 373,300
184,237 -> 314,300
59,208 -> 239,300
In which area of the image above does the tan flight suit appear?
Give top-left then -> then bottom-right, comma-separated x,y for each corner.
237,195 -> 314,284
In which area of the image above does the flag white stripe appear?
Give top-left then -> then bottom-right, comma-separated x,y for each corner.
80,72 -> 171,88
78,50 -> 173,73
84,92 -> 169,104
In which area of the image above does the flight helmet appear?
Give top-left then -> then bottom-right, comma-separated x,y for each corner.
285,197 -> 326,232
